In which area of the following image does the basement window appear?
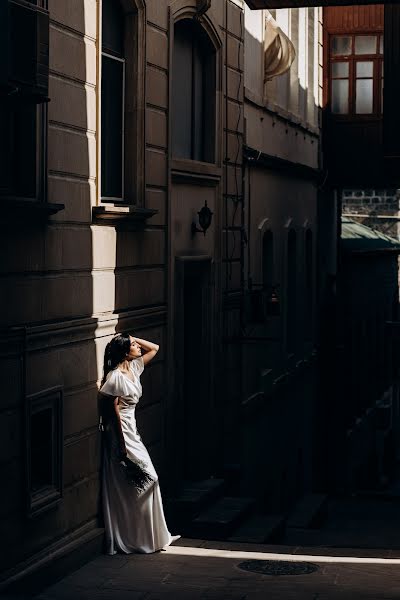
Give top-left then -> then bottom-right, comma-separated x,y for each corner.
26,387 -> 63,518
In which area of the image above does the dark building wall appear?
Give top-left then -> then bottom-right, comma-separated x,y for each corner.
0,0 -> 246,583
328,248 -> 400,490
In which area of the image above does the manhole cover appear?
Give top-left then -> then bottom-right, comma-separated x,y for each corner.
237,559 -> 319,577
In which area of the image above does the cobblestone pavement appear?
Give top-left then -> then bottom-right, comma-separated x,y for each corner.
34,538 -> 400,600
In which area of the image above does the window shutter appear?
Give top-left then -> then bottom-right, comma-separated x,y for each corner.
8,0 -> 49,102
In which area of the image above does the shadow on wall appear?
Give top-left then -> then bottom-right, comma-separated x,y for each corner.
114,226 -> 168,479
0,0 -> 101,577
240,18 -> 320,509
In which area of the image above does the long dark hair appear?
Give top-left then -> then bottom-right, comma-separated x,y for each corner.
101,333 -> 131,385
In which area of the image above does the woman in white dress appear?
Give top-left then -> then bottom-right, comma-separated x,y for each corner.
99,333 -> 179,554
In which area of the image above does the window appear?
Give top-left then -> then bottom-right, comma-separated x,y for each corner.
172,19 -> 216,163
329,33 -> 384,117
100,0 -> 145,205
286,229 -> 297,353
0,104 -> 45,201
25,387 -> 63,518
0,0 -> 49,203
262,230 -> 279,317
305,229 -> 313,333
101,0 -> 125,201
262,231 -> 274,293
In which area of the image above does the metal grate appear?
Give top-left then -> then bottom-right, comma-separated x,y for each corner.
237,560 -> 319,576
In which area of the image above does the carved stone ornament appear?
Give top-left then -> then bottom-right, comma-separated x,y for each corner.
196,0 -> 211,16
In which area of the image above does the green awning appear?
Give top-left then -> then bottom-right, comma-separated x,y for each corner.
341,216 -> 400,254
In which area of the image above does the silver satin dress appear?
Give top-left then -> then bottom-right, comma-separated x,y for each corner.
100,357 -> 173,554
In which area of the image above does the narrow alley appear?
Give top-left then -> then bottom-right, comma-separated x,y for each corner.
1,0 -> 400,598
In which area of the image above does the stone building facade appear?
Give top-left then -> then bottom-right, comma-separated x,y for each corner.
0,0 -> 329,584
0,0 -> 248,583
240,5 -> 327,508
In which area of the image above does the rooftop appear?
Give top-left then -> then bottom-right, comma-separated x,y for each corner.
341,216 -> 400,254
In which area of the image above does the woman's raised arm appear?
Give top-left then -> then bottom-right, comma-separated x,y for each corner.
133,337 -> 159,366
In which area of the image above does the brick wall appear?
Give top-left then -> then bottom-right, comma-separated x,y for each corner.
342,188 -> 400,240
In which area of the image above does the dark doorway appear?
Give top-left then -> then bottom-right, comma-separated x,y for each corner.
175,256 -> 214,480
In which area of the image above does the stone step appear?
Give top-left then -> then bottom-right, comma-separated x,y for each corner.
189,496 -> 256,540
166,478 -> 226,530
228,513 -> 286,544
283,525 -> 400,549
286,493 -> 328,530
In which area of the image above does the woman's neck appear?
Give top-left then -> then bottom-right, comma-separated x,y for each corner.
118,359 -> 131,372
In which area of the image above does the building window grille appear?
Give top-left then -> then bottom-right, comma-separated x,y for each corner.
329,33 -> 384,117
172,18 -> 216,163
25,387 -> 63,518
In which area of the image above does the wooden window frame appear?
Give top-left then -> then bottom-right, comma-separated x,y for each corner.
328,32 -> 384,120
98,0 -> 145,207
101,48 -> 126,203
168,2 -> 223,181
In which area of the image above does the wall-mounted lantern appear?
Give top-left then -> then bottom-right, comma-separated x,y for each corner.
267,287 -> 280,316
191,201 -> 213,237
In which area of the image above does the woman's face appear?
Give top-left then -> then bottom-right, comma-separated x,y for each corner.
126,336 -> 142,360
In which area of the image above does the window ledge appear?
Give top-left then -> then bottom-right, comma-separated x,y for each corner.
171,158 -> 222,187
0,200 -> 65,222
92,204 -> 158,227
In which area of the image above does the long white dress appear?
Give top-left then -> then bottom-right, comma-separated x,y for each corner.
100,356 -> 173,554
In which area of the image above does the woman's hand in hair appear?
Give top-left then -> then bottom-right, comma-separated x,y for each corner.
132,336 -> 159,366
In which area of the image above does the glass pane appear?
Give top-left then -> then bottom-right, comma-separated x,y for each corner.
356,79 -> 373,114
332,62 -> 349,77
102,0 -> 124,57
380,35 -> 384,54
331,36 -> 352,56
101,55 -> 124,199
356,61 -> 373,77
332,79 -> 349,114
172,21 -> 194,159
355,35 -> 377,55
10,104 -> 37,198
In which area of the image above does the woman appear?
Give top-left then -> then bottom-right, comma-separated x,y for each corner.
99,333 -> 179,554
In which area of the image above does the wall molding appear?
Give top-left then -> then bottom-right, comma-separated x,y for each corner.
0,307 -> 168,356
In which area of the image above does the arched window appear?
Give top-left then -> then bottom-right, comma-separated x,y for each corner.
286,229 -> 297,352
305,229 -> 313,329
172,19 -> 216,163
262,231 -> 274,292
